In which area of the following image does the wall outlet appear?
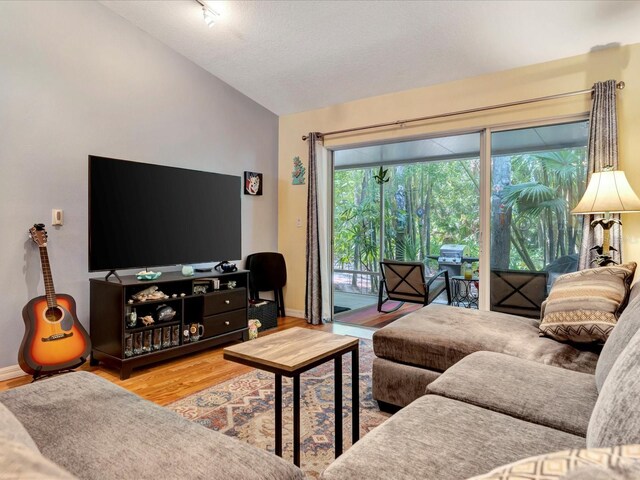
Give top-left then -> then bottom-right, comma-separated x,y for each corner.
296,217 -> 302,228
52,209 -> 64,226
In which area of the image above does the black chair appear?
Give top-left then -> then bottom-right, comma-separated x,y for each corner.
246,252 -> 287,317
490,269 -> 548,318
378,260 -> 451,313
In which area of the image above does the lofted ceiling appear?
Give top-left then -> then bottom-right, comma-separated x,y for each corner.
100,1 -> 640,115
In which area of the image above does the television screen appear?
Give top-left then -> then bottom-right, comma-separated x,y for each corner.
89,156 -> 241,272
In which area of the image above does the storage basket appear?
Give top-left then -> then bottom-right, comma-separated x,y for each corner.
248,299 -> 278,331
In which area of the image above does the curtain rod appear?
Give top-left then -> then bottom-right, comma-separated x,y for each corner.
301,81 -> 625,141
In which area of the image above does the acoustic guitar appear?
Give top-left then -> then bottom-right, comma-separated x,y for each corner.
19,224 -> 91,378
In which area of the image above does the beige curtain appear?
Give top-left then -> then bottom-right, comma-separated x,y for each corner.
579,80 -> 621,269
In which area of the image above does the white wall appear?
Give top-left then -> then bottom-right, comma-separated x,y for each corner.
0,1 -> 278,368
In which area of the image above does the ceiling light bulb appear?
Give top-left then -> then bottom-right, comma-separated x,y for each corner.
202,6 -> 218,28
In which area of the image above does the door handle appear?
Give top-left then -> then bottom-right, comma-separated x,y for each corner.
224,300 -> 230,305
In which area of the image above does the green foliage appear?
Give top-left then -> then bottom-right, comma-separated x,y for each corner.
334,169 -> 380,272
534,151 -> 584,186
395,237 -> 419,262
334,159 -> 481,279
502,183 -> 567,217
500,148 -> 587,270
333,145 -> 587,290
373,166 -> 390,184
503,182 -> 556,206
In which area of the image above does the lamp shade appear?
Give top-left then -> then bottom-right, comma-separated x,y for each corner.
572,170 -> 640,215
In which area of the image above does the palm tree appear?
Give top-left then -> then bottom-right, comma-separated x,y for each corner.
501,149 -> 586,270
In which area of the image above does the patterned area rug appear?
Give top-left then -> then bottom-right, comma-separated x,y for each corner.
168,339 -> 390,478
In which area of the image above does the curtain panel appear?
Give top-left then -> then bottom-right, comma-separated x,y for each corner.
579,80 -> 621,269
305,133 -> 331,324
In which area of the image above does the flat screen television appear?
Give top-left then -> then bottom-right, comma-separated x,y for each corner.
89,155 -> 241,272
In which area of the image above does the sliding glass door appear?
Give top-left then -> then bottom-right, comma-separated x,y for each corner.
333,167 -> 381,313
489,120 -> 589,316
332,133 -> 481,316
382,160 -> 480,265
330,118 -> 589,320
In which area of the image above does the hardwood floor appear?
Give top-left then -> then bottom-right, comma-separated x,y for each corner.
0,317 -> 373,406
335,302 -> 422,328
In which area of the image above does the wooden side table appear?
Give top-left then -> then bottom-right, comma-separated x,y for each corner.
223,327 -> 359,467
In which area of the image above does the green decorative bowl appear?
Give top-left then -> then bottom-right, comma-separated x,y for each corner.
136,272 -> 162,281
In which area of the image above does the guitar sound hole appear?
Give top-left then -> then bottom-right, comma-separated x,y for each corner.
45,307 -> 63,323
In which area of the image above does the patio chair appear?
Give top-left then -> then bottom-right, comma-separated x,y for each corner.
490,269 -> 548,318
377,260 -> 451,313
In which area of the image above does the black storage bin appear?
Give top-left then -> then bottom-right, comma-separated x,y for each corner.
248,299 -> 278,331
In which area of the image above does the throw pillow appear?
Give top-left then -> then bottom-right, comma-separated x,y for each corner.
467,444 -> 640,480
539,262 -> 636,343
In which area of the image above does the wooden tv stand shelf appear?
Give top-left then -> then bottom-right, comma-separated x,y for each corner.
89,270 -> 249,379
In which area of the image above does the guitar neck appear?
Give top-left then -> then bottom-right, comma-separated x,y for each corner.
39,246 -> 57,308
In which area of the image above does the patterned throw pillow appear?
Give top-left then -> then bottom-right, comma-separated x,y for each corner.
468,445 -> 640,480
539,263 -> 636,343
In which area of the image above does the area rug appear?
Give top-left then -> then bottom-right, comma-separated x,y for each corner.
168,339 -> 389,478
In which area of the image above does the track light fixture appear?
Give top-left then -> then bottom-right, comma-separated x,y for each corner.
195,0 -> 220,28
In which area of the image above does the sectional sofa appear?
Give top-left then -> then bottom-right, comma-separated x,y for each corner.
371,301 -> 607,409
322,285 -> 640,479
2,281 -> 639,479
372,266 -> 637,410
0,372 -> 304,480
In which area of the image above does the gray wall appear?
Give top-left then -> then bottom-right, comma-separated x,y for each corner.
0,1 -> 279,368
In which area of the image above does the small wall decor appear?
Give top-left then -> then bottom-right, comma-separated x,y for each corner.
292,156 -> 306,185
244,171 -> 263,195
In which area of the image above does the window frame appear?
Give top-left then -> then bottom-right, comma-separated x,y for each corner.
329,113 -> 590,314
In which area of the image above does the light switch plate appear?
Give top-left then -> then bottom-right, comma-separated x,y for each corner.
52,209 -> 64,226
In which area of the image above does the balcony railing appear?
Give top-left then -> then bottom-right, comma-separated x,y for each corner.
333,268 -> 380,296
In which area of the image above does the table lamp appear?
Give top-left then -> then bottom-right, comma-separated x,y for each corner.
572,168 -> 640,261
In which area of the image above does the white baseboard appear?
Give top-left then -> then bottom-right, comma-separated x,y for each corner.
286,308 -> 305,319
0,364 -> 26,381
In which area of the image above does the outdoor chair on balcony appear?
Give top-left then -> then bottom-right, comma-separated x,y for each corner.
490,268 -> 548,319
377,260 -> 451,313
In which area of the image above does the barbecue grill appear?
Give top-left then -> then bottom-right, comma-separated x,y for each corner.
437,244 -> 467,278
426,244 -> 478,277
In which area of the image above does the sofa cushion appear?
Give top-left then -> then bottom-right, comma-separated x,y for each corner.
595,282 -> 640,392
0,401 -> 39,452
539,263 -> 636,344
0,371 -> 304,480
0,438 -> 79,479
427,351 -> 598,436
373,304 -> 599,374
321,395 -> 584,480
588,328 -> 640,448
467,444 -> 640,480
372,357 -> 440,407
